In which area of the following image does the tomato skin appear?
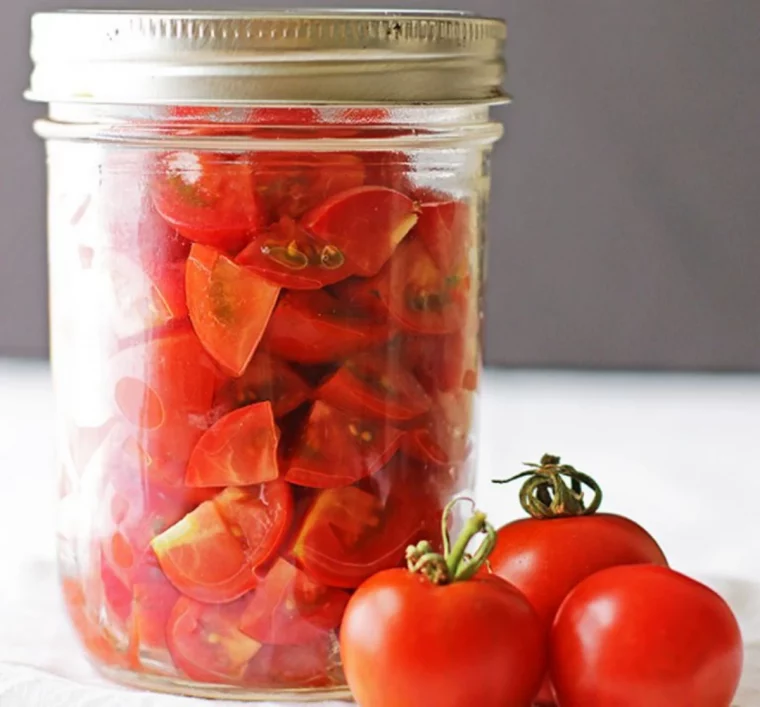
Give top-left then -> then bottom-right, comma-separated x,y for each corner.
186,243 -> 280,377
341,570 -> 546,707
244,636 -> 335,688
550,565 -> 743,707
185,403 -> 280,488
414,200 -> 471,273
302,186 -> 419,276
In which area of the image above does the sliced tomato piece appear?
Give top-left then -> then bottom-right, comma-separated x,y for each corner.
244,636 -> 335,688
402,331 -> 479,394
302,186 -> 419,276
186,403 -> 280,488
316,352 -> 430,423
152,152 -> 263,253
238,216 -> 356,289
262,290 -> 388,365
283,401 -> 404,488
128,567 -> 181,667
413,200 -> 472,273
186,244 -> 280,377
214,351 -> 311,419
167,597 -> 261,684
151,500 -> 257,603
291,467 -> 433,588
240,558 -> 349,645
252,153 -> 365,222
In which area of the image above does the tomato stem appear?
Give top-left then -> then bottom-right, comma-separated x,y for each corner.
493,453 -> 603,520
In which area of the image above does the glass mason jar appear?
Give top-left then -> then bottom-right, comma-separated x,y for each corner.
27,10 -> 507,701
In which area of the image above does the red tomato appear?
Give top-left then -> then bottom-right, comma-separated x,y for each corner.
186,243 -> 280,377
237,216 -> 356,289
213,351 -> 311,419
361,150 -> 413,193
283,401 -> 404,488
252,153 -> 365,222
129,567 -> 180,667
402,331 -> 479,394
240,558 -> 349,645
302,186 -> 419,276
152,152 -> 263,252
413,200 -> 472,273
244,636 -> 335,688
185,403 -> 280,488
341,571 -> 546,707
316,352 -> 431,423
262,290 -> 388,365
167,597 -> 262,684
291,466 -> 433,588
551,565 -> 743,707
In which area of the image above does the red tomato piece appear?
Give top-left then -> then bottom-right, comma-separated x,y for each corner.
244,636 -> 335,688
302,186 -> 419,276
283,401 -> 404,488
186,403 -> 279,488
237,216 -> 356,289
550,565 -> 743,707
413,200 -> 471,273
252,153 -> 366,222
291,467 -> 433,588
151,500 -> 258,603
129,567 -> 181,666
240,558 -> 349,645
262,290 -> 388,365
152,152 -> 263,253
214,351 -> 311,419
186,243 -> 280,377
402,330 -> 479,394
316,352 -> 430,423
167,597 -> 262,684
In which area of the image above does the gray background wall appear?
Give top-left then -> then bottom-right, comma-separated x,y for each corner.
3,1 -> 760,369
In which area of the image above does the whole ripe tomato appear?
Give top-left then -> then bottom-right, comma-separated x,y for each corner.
551,564 -> 743,707
341,503 -> 547,707
486,455 -> 668,705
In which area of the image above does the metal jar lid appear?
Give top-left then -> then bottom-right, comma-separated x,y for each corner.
26,10 -> 507,106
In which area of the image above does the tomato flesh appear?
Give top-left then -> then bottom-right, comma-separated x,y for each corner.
185,403 -> 280,488
302,186 -> 419,276
414,200 -> 471,273
186,243 -> 280,377
283,401 -> 404,488
244,637 -> 335,688
240,558 -> 349,645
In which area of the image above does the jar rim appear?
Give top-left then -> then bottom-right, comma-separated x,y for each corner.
26,9 -> 508,107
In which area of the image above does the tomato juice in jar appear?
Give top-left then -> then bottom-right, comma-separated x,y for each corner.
27,10 -> 507,700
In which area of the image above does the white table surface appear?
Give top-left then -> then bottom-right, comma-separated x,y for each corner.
1,360 -> 758,706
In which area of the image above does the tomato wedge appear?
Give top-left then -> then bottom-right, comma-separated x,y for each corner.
252,153 -> 365,222
240,558 -> 349,645
316,352 -> 430,423
237,216 -> 356,289
186,244 -> 280,377
152,152 -> 263,253
262,290 -> 388,364
167,597 -> 262,684
214,351 -> 311,419
283,401 -> 404,488
129,567 -> 180,667
244,636 -> 335,688
413,200 -> 472,273
186,403 -> 280,488
402,331 -> 479,394
302,186 -> 419,276
291,467 -> 433,588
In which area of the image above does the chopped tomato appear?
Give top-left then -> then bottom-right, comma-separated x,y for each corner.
240,558 -> 349,645
413,200 -> 472,273
291,466 -> 433,588
167,597 -> 261,684
402,331 -> 479,394
244,636 -> 335,688
214,351 -> 311,419
302,186 -> 419,276
129,567 -> 180,667
262,290 -> 388,365
283,401 -> 404,488
186,244 -> 280,377
316,352 -> 430,423
152,152 -> 263,253
362,150 -> 413,194
186,403 -> 280,488
237,216 -> 356,289
252,153 -> 365,222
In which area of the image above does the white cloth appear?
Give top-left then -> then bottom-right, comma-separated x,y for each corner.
0,361 -> 758,705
